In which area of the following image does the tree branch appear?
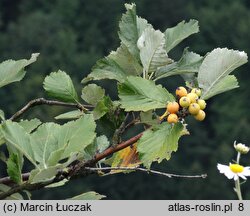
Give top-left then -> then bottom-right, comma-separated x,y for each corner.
0,131 -> 143,194
9,98 -> 93,121
85,166 -> 207,179
0,173 -> 30,185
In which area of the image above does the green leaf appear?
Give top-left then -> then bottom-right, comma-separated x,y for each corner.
1,121 -> 37,167
30,123 -> 61,168
46,179 -> 68,188
43,70 -> 79,102
198,48 -> 248,100
55,110 -> 83,120
200,75 -> 239,99
138,26 -> 172,76
0,109 -> 5,121
109,44 -> 142,76
81,84 -> 105,105
82,44 -> 143,83
95,135 -> 110,153
29,166 -> 59,183
69,191 -> 106,200
58,115 -> 96,159
84,135 -> 110,160
7,153 -> 22,184
118,4 -> 151,60
0,184 -> 23,200
0,151 -> 7,162
140,110 -> 158,126
165,20 -> 199,53
30,115 -> 96,168
82,57 -> 128,83
137,122 -> 185,168
18,118 -> 41,133
0,53 -> 39,88
155,48 -> 203,80
92,96 -> 111,120
118,76 -> 175,112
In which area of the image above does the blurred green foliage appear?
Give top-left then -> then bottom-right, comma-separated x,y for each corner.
0,0 -> 250,199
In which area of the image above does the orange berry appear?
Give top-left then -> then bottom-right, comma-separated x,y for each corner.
175,86 -> 188,98
167,113 -> 178,123
167,102 -> 179,113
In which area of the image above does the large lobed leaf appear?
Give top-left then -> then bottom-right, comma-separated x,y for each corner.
155,48 -> 203,80
1,121 -> 37,166
118,76 -> 175,111
137,122 -> 186,168
1,115 -> 96,169
118,3 -> 151,60
43,70 -> 79,102
82,4 -> 151,84
138,26 -> 172,76
165,20 -> 199,53
82,44 -> 143,83
0,53 -> 39,88
198,48 -> 248,100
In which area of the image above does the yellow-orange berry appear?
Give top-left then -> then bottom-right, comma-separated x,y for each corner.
191,88 -> 202,97
188,103 -> 200,115
197,99 -> 206,110
194,110 -> 206,121
175,86 -> 188,98
179,96 -> 191,108
167,113 -> 178,123
187,93 -> 198,103
167,102 -> 179,114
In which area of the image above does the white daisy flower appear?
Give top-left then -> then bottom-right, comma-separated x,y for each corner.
217,163 -> 250,181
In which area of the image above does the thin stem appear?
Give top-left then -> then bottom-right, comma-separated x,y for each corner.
236,152 -> 241,164
234,152 -> 243,200
235,178 -> 243,200
9,98 -> 93,121
85,166 -> 207,179
148,71 -> 155,80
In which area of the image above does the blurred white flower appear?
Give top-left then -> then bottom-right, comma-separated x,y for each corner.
217,163 -> 250,180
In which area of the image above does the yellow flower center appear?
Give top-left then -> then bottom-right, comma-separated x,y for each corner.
229,164 -> 244,173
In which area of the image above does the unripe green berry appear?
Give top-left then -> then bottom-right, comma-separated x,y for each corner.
188,103 -> 200,115
187,93 -> 198,103
191,88 -> 202,97
194,110 -> 206,121
197,99 -> 206,110
179,96 -> 191,108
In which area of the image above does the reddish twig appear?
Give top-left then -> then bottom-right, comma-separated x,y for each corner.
9,98 -> 93,121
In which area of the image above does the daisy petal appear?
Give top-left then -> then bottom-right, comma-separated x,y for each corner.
217,164 -> 230,174
238,173 -> 247,180
242,167 -> 250,176
224,171 -> 235,180
234,175 -> 239,181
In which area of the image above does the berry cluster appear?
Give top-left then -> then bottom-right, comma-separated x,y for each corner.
159,86 -> 207,123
